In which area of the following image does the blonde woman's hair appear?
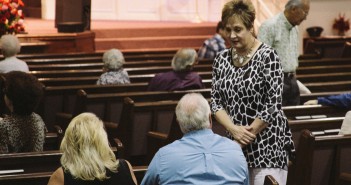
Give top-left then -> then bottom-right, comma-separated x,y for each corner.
60,112 -> 118,180
102,49 -> 125,71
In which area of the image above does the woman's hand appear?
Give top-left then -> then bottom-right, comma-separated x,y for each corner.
228,125 -> 256,146
304,99 -> 318,105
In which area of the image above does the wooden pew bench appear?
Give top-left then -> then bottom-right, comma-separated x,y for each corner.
0,145 -> 122,174
283,105 -> 348,120
288,117 -> 344,147
304,80 -> 351,92
299,58 -> 351,67
40,83 -> 151,129
0,165 -> 148,185
288,130 -> 351,185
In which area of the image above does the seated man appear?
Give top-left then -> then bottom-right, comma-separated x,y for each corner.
304,93 -> 351,109
147,48 -> 204,91
0,35 -> 29,73
141,93 -> 249,185
197,21 -> 227,60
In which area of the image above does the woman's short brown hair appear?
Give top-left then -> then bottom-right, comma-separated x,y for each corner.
221,0 -> 256,30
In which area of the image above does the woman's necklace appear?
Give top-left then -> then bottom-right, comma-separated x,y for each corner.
232,38 -> 256,64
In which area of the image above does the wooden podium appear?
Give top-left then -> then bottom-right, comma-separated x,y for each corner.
55,0 -> 91,32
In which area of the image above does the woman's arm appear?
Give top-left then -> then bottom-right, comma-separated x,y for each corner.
47,167 -> 64,185
214,110 -> 256,146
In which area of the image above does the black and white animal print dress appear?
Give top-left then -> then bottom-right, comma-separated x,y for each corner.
211,43 -> 295,169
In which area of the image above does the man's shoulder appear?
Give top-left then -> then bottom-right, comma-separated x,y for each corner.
260,13 -> 281,28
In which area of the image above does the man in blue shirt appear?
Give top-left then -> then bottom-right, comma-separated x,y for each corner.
141,93 -> 249,185
304,93 -> 351,109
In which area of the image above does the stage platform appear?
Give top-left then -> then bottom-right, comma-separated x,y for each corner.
17,18 -> 217,53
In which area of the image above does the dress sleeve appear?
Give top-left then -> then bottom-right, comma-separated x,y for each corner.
318,93 -> 351,109
258,49 -> 284,124
0,119 -> 9,153
210,55 -> 224,113
33,115 -> 45,152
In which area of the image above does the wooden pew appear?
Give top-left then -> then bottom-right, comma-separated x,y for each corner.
288,117 -> 344,147
299,58 -> 351,67
297,65 -> 351,75
40,83 -> 151,129
283,105 -> 348,120
0,145 -> 122,174
342,42 -> 351,58
69,88 -> 211,124
0,171 -> 52,185
0,165 -> 148,185
339,172 -> 351,185
288,130 -> 351,185
16,49 -> 177,60
304,81 -> 351,92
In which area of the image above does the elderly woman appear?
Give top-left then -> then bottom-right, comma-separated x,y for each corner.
211,0 -> 295,184
0,34 -> 29,73
0,71 -> 45,153
147,48 -> 204,91
48,112 -> 137,185
96,48 -> 130,85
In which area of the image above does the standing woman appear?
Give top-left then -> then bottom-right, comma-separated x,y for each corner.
210,0 -> 295,184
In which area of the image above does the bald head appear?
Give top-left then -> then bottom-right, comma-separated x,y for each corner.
284,0 -> 310,26
176,93 -> 211,134
171,48 -> 197,71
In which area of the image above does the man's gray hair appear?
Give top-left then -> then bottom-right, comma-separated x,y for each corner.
176,93 -> 211,134
171,48 -> 197,71
0,35 -> 21,57
102,48 -> 125,71
285,0 -> 304,10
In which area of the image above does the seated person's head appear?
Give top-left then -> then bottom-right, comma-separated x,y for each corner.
102,49 -> 125,72
176,93 -> 211,134
60,112 -> 118,180
216,21 -> 227,40
3,71 -> 43,116
0,35 -> 21,58
171,48 -> 198,72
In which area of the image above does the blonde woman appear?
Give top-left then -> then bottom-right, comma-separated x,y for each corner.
48,113 -> 137,185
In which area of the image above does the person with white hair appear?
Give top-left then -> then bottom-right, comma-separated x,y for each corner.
0,34 -> 29,73
48,112 -> 137,185
141,93 -> 249,185
147,48 -> 204,91
96,48 -> 130,85
258,0 -> 311,105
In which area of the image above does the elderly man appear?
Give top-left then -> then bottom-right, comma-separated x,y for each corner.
0,35 -> 29,73
147,48 -> 204,91
258,0 -> 310,106
141,93 -> 249,185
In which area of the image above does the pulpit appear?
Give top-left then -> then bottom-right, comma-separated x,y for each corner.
55,0 -> 91,32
